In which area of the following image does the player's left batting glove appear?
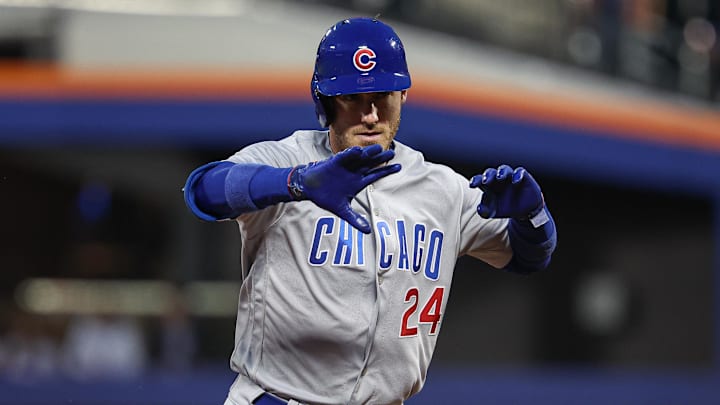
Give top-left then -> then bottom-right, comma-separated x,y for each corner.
288,144 -> 401,234
470,165 -> 548,227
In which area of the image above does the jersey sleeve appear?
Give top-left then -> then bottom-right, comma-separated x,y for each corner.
225,139 -> 309,168
456,174 -> 512,269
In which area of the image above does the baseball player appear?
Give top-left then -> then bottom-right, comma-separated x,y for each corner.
184,17 -> 557,405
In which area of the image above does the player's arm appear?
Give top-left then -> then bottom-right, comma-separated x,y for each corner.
183,160 -> 289,220
469,165 -> 557,274
183,144 -> 401,234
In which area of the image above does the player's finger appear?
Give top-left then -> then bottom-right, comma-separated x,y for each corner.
496,165 -> 513,182
336,204 -> 372,234
335,146 -> 365,167
358,149 -> 395,170
478,168 -> 498,191
339,145 -> 388,171
469,174 -> 483,188
359,143 -> 384,159
477,193 -> 497,218
511,167 -> 526,184
362,163 -> 401,185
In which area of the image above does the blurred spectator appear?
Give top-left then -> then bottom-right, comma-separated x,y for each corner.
62,314 -> 148,380
159,290 -> 197,372
0,307 -> 63,382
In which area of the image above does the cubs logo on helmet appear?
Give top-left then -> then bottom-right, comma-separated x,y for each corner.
353,47 -> 376,72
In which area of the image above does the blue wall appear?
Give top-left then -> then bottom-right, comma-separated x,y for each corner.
1,98 -> 718,195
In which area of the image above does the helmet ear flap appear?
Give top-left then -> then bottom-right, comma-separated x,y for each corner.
311,75 -> 329,128
311,74 -> 335,127
319,94 -> 335,127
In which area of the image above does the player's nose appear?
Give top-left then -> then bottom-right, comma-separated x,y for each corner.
361,103 -> 379,125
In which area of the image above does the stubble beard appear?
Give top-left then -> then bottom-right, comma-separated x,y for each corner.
332,114 -> 402,152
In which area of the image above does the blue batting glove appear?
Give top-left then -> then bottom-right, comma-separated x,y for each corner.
288,144 -> 401,234
470,165 -> 544,221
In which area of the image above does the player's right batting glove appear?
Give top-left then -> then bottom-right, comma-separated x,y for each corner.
287,144 -> 401,234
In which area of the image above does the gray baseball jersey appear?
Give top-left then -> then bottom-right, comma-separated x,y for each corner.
223,130 -> 511,405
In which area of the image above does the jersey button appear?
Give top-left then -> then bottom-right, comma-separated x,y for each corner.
368,184 -> 374,192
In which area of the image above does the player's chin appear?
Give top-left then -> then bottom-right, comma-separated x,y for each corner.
355,134 -> 393,150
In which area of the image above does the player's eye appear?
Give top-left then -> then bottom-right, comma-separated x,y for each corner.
339,94 -> 360,103
372,92 -> 392,103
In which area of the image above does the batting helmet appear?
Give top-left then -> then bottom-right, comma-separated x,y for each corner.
311,18 -> 412,127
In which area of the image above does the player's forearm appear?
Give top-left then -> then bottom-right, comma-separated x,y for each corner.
503,207 -> 557,274
183,161 -> 293,220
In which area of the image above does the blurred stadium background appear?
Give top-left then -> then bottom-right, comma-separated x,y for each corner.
0,0 -> 719,404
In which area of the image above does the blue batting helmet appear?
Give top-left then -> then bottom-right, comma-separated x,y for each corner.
311,18 -> 412,127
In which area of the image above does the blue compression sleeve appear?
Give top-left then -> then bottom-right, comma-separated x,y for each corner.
245,165 -> 294,208
503,207 -> 557,274
184,161 -> 293,221
184,161 -> 235,221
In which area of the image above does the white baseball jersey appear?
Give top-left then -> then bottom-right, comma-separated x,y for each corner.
223,130 -> 511,405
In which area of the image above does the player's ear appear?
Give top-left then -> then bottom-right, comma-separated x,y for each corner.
400,90 -> 408,104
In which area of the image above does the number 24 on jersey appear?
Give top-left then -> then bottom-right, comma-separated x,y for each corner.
400,286 -> 444,337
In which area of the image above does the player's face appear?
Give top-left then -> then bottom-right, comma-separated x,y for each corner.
329,90 -> 407,153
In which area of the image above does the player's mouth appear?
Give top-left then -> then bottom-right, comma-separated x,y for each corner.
355,131 -> 383,141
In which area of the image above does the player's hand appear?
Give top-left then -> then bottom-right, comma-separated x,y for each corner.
470,165 -> 544,220
288,144 -> 401,233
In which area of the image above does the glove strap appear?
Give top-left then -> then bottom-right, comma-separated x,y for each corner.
525,192 -> 547,228
287,164 -> 307,200
529,206 -> 550,228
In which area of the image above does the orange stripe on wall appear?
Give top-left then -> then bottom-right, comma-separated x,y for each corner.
411,72 -> 720,152
0,63 -> 308,99
1,63 -> 718,151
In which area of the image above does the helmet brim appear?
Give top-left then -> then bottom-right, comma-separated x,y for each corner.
316,73 -> 411,96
